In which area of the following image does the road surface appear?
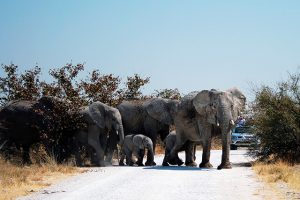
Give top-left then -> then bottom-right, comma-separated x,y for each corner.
20,150 -> 272,200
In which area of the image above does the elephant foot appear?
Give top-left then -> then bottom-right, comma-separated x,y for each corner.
97,161 -> 105,167
185,161 -> 197,167
199,162 -> 213,168
145,161 -> 156,166
162,161 -> 169,166
169,159 -> 178,165
104,161 -> 112,166
137,162 -> 144,166
119,161 -> 125,166
217,162 -> 232,170
177,159 -> 184,166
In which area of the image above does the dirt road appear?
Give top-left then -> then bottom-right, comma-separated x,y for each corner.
20,150 -> 272,200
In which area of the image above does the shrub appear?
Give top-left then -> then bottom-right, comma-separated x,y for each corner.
153,88 -> 182,100
252,70 -> 300,163
0,63 -> 152,163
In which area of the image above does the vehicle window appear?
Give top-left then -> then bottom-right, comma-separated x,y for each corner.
234,126 -> 252,133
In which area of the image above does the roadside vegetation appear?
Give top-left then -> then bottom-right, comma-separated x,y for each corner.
0,154 -> 79,200
251,69 -> 300,195
0,63 -> 181,199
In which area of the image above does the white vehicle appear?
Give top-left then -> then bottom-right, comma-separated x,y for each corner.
230,126 -> 258,150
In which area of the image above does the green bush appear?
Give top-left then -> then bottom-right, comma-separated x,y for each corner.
252,70 -> 300,163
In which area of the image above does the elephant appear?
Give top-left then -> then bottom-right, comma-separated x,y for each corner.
0,96 -> 74,163
168,88 -> 246,170
119,134 -> 155,166
162,131 -> 193,166
117,98 -> 179,165
74,101 -> 124,167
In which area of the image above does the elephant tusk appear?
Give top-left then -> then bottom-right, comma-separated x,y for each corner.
0,140 -> 8,150
230,120 -> 235,126
216,122 -> 220,127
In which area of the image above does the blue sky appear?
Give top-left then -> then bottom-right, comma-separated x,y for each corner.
0,1 -> 300,100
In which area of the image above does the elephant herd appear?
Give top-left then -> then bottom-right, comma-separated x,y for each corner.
0,88 -> 246,170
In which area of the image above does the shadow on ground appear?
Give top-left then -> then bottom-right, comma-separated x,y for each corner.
232,162 -> 252,167
142,165 -> 215,171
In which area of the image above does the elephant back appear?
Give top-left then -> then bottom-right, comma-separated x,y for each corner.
177,91 -> 199,118
117,101 -> 144,134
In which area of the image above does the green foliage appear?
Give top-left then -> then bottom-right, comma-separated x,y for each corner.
80,70 -> 122,106
252,70 -> 300,163
124,74 -> 150,100
0,64 -> 151,107
154,88 -> 181,100
0,64 -> 41,105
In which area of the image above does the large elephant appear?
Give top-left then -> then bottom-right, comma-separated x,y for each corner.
168,88 -> 246,169
74,101 -> 124,167
117,98 -> 179,165
0,96 -> 73,163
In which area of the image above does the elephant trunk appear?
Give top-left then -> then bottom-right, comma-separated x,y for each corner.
218,106 -> 234,170
219,122 -> 232,169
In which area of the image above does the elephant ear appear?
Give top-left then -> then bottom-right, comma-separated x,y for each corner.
143,98 -> 173,125
88,102 -> 106,129
226,88 -> 246,120
192,90 -> 211,115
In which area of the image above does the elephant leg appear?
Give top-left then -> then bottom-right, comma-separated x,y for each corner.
22,145 -> 31,164
89,147 -> 99,165
168,142 -> 187,166
119,150 -> 125,166
73,136 -> 84,167
124,147 -> 134,166
88,126 -> 105,167
162,148 -> 170,166
105,132 -> 118,164
145,145 -> 156,166
184,142 -> 197,167
218,128 -> 232,170
199,138 -> 213,168
144,136 -> 156,166
136,148 -> 145,166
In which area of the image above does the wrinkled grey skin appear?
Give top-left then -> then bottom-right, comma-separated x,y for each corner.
162,131 -> 193,166
119,134 -> 155,166
117,98 -> 179,165
168,88 -> 246,170
75,102 -> 124,167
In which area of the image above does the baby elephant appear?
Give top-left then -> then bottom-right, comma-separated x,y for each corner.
163,131 -> 196,166
119,134 -> 156,166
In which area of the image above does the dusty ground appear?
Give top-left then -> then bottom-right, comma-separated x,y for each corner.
19,150 -> 275,200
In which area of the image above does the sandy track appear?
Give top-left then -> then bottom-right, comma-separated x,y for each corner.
19,150 -> 272,200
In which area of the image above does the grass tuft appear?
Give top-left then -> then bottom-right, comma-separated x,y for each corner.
253,161 -> 300,192
0,153 -> 79,200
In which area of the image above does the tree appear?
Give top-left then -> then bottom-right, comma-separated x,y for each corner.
154,88 -> 181,100
80,70 -> 122,106
252,70 -> 300,163
0,64 -> 42,106
123,74 -> 150,100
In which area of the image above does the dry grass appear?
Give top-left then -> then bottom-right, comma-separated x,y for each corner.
155,144 -> 165,154
0,154 -> 80,200
253,161 -> 300,195
211,137 -> 222,150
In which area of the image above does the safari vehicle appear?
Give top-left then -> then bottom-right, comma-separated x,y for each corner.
230,126 -> 258,150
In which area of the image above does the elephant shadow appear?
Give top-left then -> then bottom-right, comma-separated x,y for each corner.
142,166 -> 215,171
231,162 -> 252,168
